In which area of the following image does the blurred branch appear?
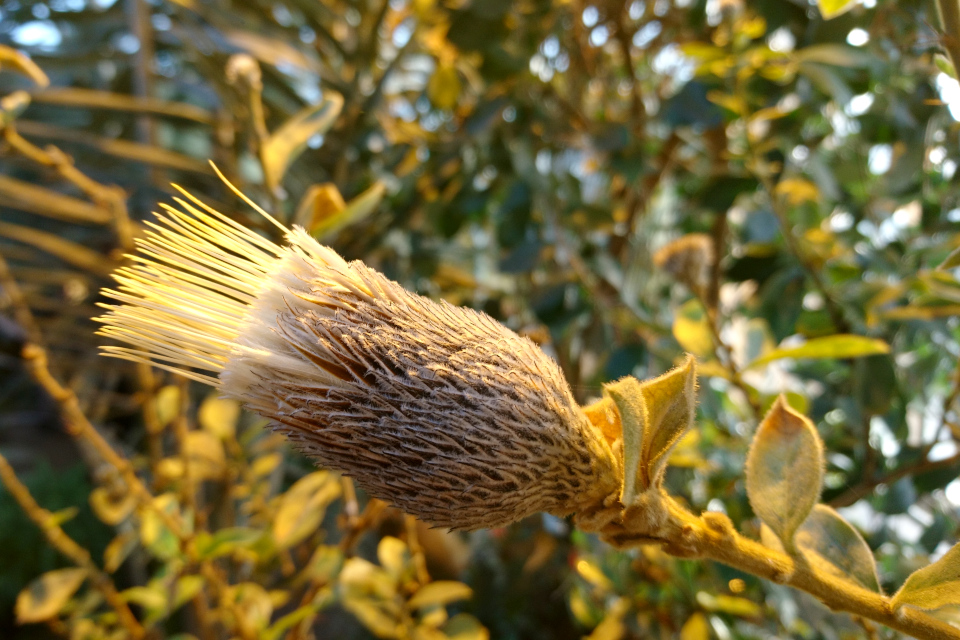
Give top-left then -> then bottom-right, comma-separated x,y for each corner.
0,449 -> 145,638
936,0 -> 960,77
31,87 -> 215,125
0,251 -> 42,345
829,450 -> 960,508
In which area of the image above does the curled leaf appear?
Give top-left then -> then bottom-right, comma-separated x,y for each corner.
745,396 -> 824,549
16,568 -> 87,624
262,93 -> 344,190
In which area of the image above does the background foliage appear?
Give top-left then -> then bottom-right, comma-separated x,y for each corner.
1,0 -> 960,637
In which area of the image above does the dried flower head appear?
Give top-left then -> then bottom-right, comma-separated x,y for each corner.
652,233 -> 714,295
97,173 -> 620,530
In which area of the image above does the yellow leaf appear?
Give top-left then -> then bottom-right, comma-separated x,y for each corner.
340,557 -> 398,600
745,396 -> 824,548
696,591 -> 762,617
310,182 -> 386,241
155,385 -> 181,428
745,334 -> 889,369
443,613 -> 489,640
775,178 -> 819,206
225,582 -> 274,632
89,487 -> 136,525
262,93 -> 344,190
184,430 -> 227,480
343,597 -> 402,639
680,612 -> 710,640
104,531 -> 138,573
428,65 -> 461,110
377,536 -> 410,581
198,395 -> 240,440
794,505 -> 880,592
673,300 -> 715,358
408,581 -> 473,609
272,471 -> 341,548
816,0 -> 861,20
16,568 -> 87,624
251,452 -> 283,477
893,543 -> 960,611
575,559 -> 613,592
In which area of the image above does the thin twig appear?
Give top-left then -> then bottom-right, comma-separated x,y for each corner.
0,450 -> 145,638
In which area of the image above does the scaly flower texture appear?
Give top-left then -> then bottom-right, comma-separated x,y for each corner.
97,173 -> 621,530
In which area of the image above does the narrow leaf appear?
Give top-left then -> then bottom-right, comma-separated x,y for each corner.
311,182 -> 386,240
794,505 -> 881,592
893,542 -> 960,611
745,396 -> 824,548
262,93 -> 344,190
602,376 -> 647,505
16,568 -> 87,624
745,335 -> 889,370
408,581 -> 473,609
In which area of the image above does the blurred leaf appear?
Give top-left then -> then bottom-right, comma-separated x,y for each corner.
795,43 -> 873,67
309,181 -> 386,240
225,582 -> 274,632
89,487 -> 136,525
15,567 -> 87,624
272,471 -> 341,548
195,527 -> 262,560
794,505 -> 880,592
408,581 -> 473,609
262,93 -> 344,190
443,613 -> 490,640
814,0 -> 860,19
103,531 -> 137,573
892,543 -> 960,611
575,559 -> 614,592
377,536 -> 411,582
775,178 -> 819,206
305,545 -> 344,583
155,385 -> 181,428
184,431 -> 227,480
198,395 -> 240,440
428,64 -> 462,110
31,87 -> 213,124
340,557 -> 398,600
745,396 -> 824,548
343,597 -> 402,639
680,612 -> 710,640
672,300 -> 715,358
139,493 -> 181,560
695,591 -> 762,617
745,335 -> 889,369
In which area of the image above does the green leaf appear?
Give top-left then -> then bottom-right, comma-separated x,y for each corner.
794,505 -> 881,592
795,44 -> 873,68
745,335 -> 889,370
272,471 -> 341,549
893,542 -> 960,611
938,244 -> 960,270
262,93 -> 344,190
310,181 -> 386,240
15,568 -> 87,624
195,527 -> 262,560
745,396 -> 824,549
408,581 -> 474,609
814,0 -> 860,19
443,613 -> 490,640
604,356 -> 698,503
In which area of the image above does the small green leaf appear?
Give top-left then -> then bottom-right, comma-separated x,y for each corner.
15,568 -> 87,624
814,0 -> 860,19
745,335 -> 889,370
408,581 -> 474,609
892,542 -> 960,611
262,92 -> 344,190
794,505 -> 881,592
745,396 -> 824,549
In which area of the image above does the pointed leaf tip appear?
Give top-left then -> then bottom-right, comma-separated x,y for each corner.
893,542 -> 960,612
746,396 -> 824,549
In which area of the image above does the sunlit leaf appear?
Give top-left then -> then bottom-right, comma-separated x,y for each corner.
15,568 -> 87,624
195,527 -> 262,560
696,591 -> 762,617
262,93 -> 344,190
104,531 -> 138,573
443,613 -> 489,640
745,335 -> 889,370
893,543 -> 960,611
794,505 -> 880,592
672,299 -> 715,358
198,395 -> 240,440
745,396 -> 824,548
155,385 -> 181,428
575,559 -> 614,592
340,557 -> 397,600
377,536 -> 411,582
814,0 -> 860,19
89,487 -> 136,525
343,597 -> 402,639
796,43 -> 872,67
183,430 -> 227,480
139,493 -> 181,560
408,581 -> 473,609
273,471 -> 341,549
680,612 -> 710,640
775,178 -> 819,206
310,182 -> 386,240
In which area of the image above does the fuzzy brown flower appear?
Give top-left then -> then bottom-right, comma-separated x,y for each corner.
97,175 -> 620,530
